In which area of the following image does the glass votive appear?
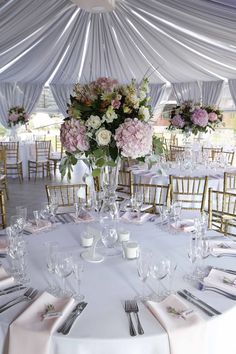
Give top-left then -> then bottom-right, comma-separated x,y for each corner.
80,233 -> 94,247
123,241 -> 140,260
118,230 -> 130,243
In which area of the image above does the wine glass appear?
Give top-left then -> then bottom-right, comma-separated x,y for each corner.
135,191 -> 143,219
45,241 -> 59,295
16,206 -> 27,225
151,258 -> 169,301
165,257 -> 178,295
55,252 -> 73,297
136,249 -> 152,301
49,198 -> 59,227
184,234 -> 201,281
10,215 -> 24,236
72,258 -> 85,301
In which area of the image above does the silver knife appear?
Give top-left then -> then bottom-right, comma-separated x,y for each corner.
183,289 -> 221,315
57,302 -> 87,333
0,286 -> 26,296
62,302 -> 87,335
177,291 -> 215,317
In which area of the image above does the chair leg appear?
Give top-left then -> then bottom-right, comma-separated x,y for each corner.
54,161 -> 57,175
28,161 -> 30,181
35,163 -> 37,182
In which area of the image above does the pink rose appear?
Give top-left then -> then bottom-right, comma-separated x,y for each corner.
208,112 -> 218,122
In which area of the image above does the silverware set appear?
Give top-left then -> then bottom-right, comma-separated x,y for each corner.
0,284 -> 26,296
196,281 -> 236,300
57,301 -> 87,335
0,287 -> 38,313
124,300 -> 144,336
207,266 -> 236,275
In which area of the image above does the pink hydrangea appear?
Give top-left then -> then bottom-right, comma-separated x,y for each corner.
191,108 -> 208,127
60,118 -> 89,153
94,77 -> 119,92
8,113 -> 19,122
208,112 -> 218,122
114,118 -> 153,158
171,114 -> 185,128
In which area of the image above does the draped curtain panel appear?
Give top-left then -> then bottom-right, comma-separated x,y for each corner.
228,79 -> 236,106
50,84 -> 74,117
202,80 -> 224,105
172,82 -> 201,104
0,82 -> 43,127
149,83 -> 165,111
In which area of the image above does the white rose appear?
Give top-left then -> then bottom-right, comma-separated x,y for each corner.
86,115 -> 101,129
139,90 -> 146,100
96,128 -> 111,146
139,106 -> 150,121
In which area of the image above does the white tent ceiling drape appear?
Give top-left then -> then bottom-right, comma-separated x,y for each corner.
0,0 -> 236,122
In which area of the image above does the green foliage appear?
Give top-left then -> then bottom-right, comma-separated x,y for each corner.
152,136 -> 166,154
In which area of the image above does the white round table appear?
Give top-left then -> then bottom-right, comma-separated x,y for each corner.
0,221 -> 235,354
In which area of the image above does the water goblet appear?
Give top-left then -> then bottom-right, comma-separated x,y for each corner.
72,259 -> 85,301
151,258 -> 169,301
45,241 -> 59,295
55,252 -> 73,297
136,249 -> 152,301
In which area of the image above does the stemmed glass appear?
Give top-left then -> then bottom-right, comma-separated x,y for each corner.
136,249 -> 152,301
165,257 -> 178,295
72,258 -> 85,301
16,206 -> 27,225
48,198 -> 59,227
45,241 -> 59,295
100,225 -> 119,256
184,234 -> 201,281
150,258 -> 169,301
55,252 -> 73,297
10,215 -> 25,237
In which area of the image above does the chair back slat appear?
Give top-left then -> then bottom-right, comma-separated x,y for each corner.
46,184 -> 88,207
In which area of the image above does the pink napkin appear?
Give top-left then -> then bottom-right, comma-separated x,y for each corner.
24,220 -> 51,234
204,269 -> 236,295
121,211 -> 151,224
0,266 -> 14,289
71,211 -> 94,223
0,238 -> 8,253
146,294 -> 206,354
8,292 -> 75,354
171,219 -> 195,232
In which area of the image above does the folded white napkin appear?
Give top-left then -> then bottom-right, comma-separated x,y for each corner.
8,292 -> 75,354
71,211 -> 94,223
24,220 -> 51,234
171,219 -> 195,232
121,211 -> 151,224
0,238 -> 8,253
204,269 -> 236,295
146,294 -> 206,354
209,240 -> 236,255
0,266 -> 14,289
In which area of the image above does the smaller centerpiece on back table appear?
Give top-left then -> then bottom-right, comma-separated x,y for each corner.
168,100 -> 223,142
8,106 -> 30,140
60,77 -> 153,204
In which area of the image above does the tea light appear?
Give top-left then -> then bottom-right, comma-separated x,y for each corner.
118,230 -> 130,243
80,233 -> 94,247
123,242 -> 139,259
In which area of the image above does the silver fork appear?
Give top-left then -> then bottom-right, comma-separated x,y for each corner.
0,288 -> 34,312
124,300 -> 137,336
0,289 -> 38,313
130,300 -> 144,335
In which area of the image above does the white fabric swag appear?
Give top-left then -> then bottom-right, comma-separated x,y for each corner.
50,84 -> 74,118
202,80 -> 224,105
0,82 -> 43,127
172,81 -> 201,104
228,79 -> 236,107
149,83 -> 165,111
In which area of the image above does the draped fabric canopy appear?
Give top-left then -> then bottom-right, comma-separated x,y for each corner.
0,0 -> 236,122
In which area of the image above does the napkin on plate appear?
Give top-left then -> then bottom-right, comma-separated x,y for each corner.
70,211 -> 94,223
146,294 -> 206,354
171,219 -> 195,232
8,291 -> 75,354
208,240 -> 236,255
0,266 -> 14,289
24,220 -> 51,234
204,269 -> 236,295
121,211 -> 151,224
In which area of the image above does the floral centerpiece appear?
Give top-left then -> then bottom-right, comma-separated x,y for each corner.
168,100 -> 223,135
8,106 -> 29,127
60,77 -> 153,179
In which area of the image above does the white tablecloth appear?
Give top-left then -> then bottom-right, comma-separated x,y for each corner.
0,221 -> 236,354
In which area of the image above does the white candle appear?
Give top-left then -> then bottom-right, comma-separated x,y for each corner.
123,242 -> 139,259
80,233 -> 94,247
118,230 -> 130,243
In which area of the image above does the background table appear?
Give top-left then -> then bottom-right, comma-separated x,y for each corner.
0,221 -> 236,354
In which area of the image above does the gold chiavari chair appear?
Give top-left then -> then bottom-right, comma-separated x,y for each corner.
0,190 -> 6,229
117,170 -> 133,196
45,184 -> 88,208
131,183 -> 171,213
213,151 -> 235,166
0,142 -> 23,182
208,188 -> 236,237
0,149 -> 9,199
28,141 -> 51,181
168,145 -> 186,162
202,147 -> 223,162
49,136 -> 64,175
224,172 -> 236,193
169,175 -> 208,212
